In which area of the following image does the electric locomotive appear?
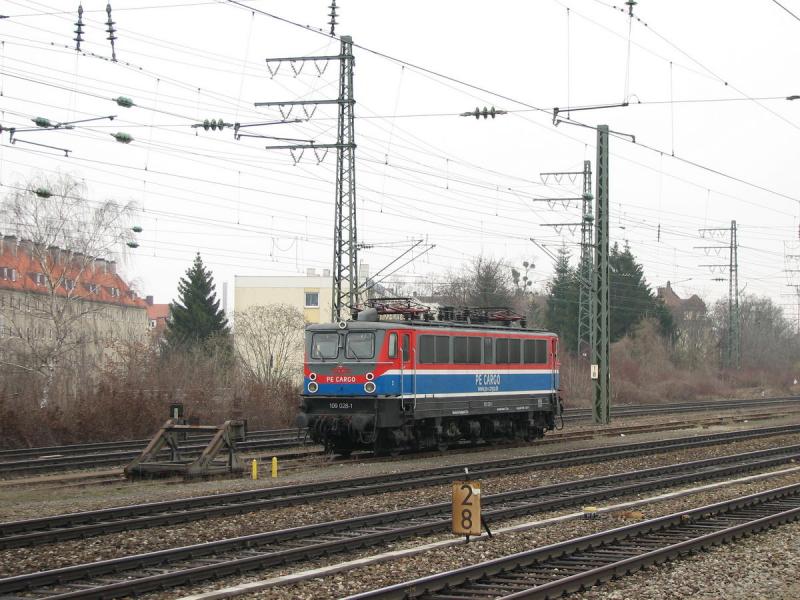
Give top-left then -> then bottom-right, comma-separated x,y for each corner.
296,299 -> 563,455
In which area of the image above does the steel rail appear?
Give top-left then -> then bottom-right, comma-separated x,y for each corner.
0,434 -> 308,476
3,423 -> 800,550
3,441 -> 800,598
0,427 -> 303,460
1,395 -> 797,462
349,482 -> 800,599
2,396 -> 798,478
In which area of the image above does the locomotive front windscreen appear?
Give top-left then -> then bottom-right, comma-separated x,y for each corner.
311,332 -> 339,359
345,332 -> 375,359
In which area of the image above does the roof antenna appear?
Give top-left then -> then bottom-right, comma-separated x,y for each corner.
328,0 -> 338,36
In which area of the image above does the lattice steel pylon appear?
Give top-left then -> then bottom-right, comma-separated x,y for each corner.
577,160 -> 594,356
255,37 -> 358,322
332,35 -> 358,321
697,220 -> 740,369
728,220 -> 740,370
536,160 -> 593,354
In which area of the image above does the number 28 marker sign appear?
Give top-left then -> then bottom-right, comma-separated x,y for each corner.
452,480 -> 481,536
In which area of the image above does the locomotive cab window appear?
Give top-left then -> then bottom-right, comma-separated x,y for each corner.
402,334 -> 410,361
346,332 -> 375,359
311,332 -> 339,360
388,332 -> 398,358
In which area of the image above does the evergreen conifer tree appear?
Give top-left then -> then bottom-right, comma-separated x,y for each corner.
544,247 -> 580,351
609,243 -> 674,341
164,253 -> 229,351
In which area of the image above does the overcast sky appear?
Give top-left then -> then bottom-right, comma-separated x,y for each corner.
1,0 -> 799,321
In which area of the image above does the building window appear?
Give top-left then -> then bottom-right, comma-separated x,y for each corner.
64,279 -> 75,291
304,291 -> 319,308
87,283 -> 99,294
110,287 -> 120,297
0,267 -> 17,281
33,272 -> 45,286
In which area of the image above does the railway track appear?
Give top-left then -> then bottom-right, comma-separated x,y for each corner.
350,481 -> 800,599
2,422 -> 800,550
1,396 -> 798,478
0,428 -> 303,460
3,438 -> 800,598
0,430 -> 308,477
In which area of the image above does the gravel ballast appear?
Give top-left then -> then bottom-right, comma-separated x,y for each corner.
3,426 -> 800,575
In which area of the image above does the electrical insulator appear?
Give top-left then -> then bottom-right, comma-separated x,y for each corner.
199,119 -> 230,131
111,132 -> 133,144
34,188 -> 52,198
74,4 -> 84,51
462,106 -> 506,120
131,225 -> 143,233
106,3 -> 117,61
126,241 -> 139,248
115,96 -> 134,108
32,117 -> 52,128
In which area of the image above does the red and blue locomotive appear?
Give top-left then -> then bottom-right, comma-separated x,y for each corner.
296,300 -> 563,454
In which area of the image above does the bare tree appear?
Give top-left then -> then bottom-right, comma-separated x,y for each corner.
0,173 -> 136,407
436,256 -> 515,307
233,304 -> 306,386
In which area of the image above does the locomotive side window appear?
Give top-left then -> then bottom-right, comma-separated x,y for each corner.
388,333 -> 398,358
467,337 -> 481,363
419,335 -> 435,363
483,337 -> 493,363
346,332 -> 375,359
535,339 -> 548,363
509,338 -> 521,363
311,332 -> 339,359
453,337 -> 468,363
524,339 -> 548,364
435,335 -> 451,363
495,338 -> 509,364
402,334 -> 410,361
523,340 -> 536,363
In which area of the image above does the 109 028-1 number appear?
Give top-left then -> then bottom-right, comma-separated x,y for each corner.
328,402 -> 354,409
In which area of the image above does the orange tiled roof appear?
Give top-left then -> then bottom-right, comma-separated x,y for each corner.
146,303 -> 170,320
0,240 -> 146,309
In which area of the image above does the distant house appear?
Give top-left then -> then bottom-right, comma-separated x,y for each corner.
234,269 -> 334,324
0,234 -> 148,362
145,296 -> 170,334
657,281 -> 707,321
657,281 -> 712,360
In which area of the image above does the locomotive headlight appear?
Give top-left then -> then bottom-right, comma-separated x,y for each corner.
365,372 -> 375,381
309,372 -> 317,381
308,381 -> 319,393
364,381 -> 376,393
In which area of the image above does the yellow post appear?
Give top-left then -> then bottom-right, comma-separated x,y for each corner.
251,459 -> 258,480
271,456 -> 278,478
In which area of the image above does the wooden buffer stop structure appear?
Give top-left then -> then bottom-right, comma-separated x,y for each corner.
125,419 -> 247,479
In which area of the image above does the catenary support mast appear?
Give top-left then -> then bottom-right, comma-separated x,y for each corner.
592,125 -> 610,424
332,35 -> 358,321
